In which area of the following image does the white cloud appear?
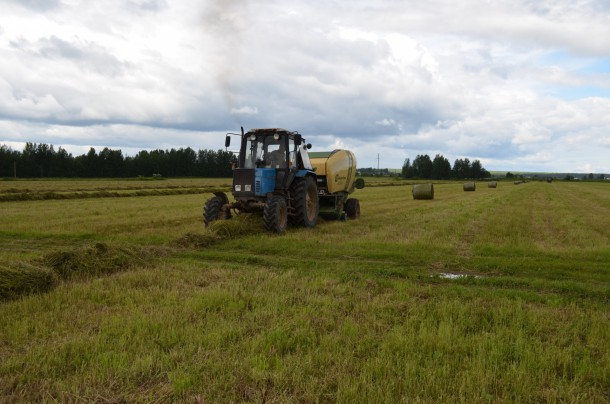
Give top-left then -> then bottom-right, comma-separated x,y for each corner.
0,0 -> 609,172
375,119 -> 395,126
512,121 -> 553,145
230,106 -> 259,115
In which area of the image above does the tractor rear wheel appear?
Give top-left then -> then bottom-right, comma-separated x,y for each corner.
290,176 -> 319,227
263,195 -> 288,233
344,198 -> 360,219
203,196 -> 230,226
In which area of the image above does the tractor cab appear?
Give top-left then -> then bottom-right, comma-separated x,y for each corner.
225,128 -> 314,199
240,130 -> 297,170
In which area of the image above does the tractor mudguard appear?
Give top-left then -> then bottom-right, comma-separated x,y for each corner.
295,169 -> 315,178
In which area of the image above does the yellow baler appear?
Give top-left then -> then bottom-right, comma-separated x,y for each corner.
309,150 -> 365,219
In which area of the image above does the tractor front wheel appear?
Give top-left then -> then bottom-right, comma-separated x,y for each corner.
290,176 -> 319,227
203,196 -> 230,226
263,195 -> 288,233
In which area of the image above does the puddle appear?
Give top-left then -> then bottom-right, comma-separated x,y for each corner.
437,273 -> 482,279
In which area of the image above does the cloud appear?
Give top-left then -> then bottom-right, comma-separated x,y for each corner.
127,0 -> 168,13
1,0 -> 610,172
11,35 -> 129,76
230,106 -> 258,115
4,0 -> 60,12
376,119 -> 396,127
512,121 -> 553,145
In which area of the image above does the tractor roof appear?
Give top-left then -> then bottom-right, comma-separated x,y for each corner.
248,128 -> 296,135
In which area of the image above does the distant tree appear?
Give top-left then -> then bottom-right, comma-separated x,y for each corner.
34,143 -> 53,177
0,141 -> 269,178
20,142 -> 37,177
471,159 -> 483,179
412,154 -> 433,178
463,158 -> 471,178
401,158 -> 413,178
0,144 -> 20,178
506,172 -> 515,179
452,158 -> 471,179
196,149 -> 236,177
130,150 -> 152,176
215,149 -> 238,177
197,149 -> 216,176
170,147 -> 197,176
49,147 -> 73,177
80,148 -> 98,177
98,148 -> 125,177
431,154 -> 451,180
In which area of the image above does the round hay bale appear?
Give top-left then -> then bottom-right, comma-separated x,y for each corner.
412,183 -> 434,200
463,182 -> 476,192
514,180 -> 522,185
488,181 -> 497,188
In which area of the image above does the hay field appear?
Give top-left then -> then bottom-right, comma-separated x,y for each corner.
1,178 -> 609,402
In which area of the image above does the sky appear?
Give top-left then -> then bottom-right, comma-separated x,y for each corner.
1,0 -> 609,173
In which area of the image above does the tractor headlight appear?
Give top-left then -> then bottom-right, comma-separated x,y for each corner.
245,184 -> 251,192
235,185 -> 241,192
273,133 -> 280,140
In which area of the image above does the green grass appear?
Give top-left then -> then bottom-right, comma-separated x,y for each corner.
0,179 -> 608,402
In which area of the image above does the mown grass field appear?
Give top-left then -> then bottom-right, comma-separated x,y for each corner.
1,178 -> 609,402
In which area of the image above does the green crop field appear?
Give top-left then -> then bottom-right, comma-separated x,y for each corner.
1,178 -> 608,402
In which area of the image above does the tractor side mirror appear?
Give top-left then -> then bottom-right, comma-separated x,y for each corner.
355,178 -> 365,189
306,143 -> 312,149
225,136 -> 231,148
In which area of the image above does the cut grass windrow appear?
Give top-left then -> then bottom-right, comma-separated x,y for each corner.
0,214 -> 264,301
0,187 -> 229,202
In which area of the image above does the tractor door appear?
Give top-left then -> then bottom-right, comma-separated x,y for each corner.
263,134 -> 296,189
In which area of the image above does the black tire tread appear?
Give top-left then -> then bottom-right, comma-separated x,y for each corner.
344,198 -> 360,219
290,176 -> 319,227
263,195 -> 287,233
203,196 -> 226,226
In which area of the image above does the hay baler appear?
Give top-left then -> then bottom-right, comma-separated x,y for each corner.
203,128 -> 319,233
309,150 -> 365,220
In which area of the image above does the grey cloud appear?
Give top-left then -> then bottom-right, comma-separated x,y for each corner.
353,1 -> 610,57
199,11 -> 443,137
128,0 -> 168,13
5,0 -> 60,11
17,36 -> 129,76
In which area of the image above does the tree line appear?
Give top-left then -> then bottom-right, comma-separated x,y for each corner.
402,154 -> 491,179
0,143 -> 237,178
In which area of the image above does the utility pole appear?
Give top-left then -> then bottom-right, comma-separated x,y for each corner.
13,161 -> 16,179
377,153 -> 380,174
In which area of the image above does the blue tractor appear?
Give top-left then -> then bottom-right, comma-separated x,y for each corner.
203,128 -> 319,233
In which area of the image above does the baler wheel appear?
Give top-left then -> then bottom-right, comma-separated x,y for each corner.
290,176 -> 319,227
263,195 -> 288,233
344,198 -> 360,219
